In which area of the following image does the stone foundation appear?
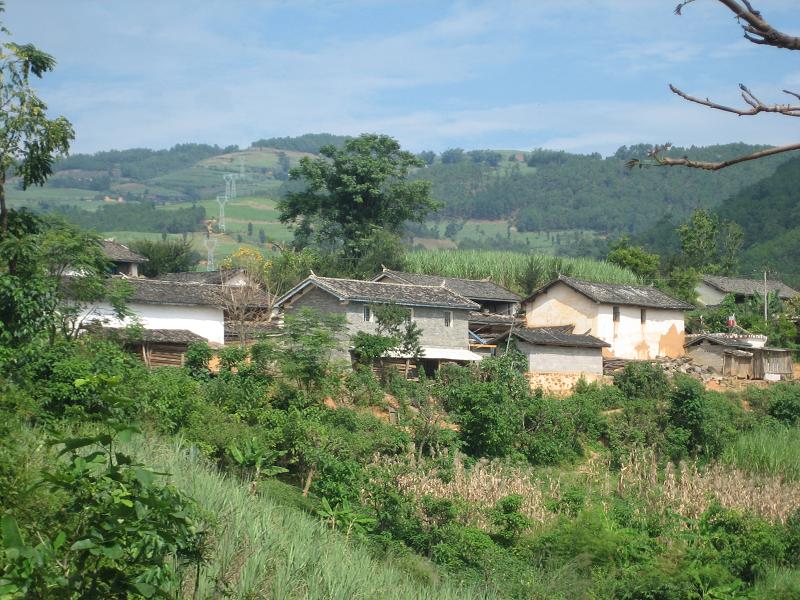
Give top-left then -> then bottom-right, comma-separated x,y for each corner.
526,371 -> 611,396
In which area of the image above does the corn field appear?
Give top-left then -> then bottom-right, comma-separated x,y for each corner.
404,250 -> 640,294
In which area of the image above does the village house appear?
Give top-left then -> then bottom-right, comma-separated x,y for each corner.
521,276 -> 694,360
100,240 -> 148,277
684,333 -> 794,381
494,325 -> 610,394
372,268 -> 522,344
274,274 -> 483,369
696,274 -> 798,307
75,278 -> 229,345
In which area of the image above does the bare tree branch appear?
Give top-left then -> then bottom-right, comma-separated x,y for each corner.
669,83 -> 800,117
628,142 -> 800,171
677,0 -> 800,50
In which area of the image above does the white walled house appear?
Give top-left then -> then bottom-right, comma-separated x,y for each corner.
74,278 -> 228,345
696,274 -> 798,307
521,276 -> 694,360
494,326 -> 608,374
100,240 -> 148,277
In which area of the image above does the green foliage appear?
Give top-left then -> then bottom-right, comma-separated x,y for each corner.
613,361 -> 671,403
723,425 -> 800,481
490,495 -> 532,546
279,308 -> 345,391
128,238 -> 198,276
251,132 -> 349,153
0,12 -> 74,237
607,236 -> 661,283
51,202 -> 206,234
405,249 -> 640,294
0,376 -> 208,599
279,133 -> 439,267
698,503 -> 786,583
184,340 -> 213,379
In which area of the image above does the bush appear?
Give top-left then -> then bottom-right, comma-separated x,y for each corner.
572,379 -> 625,410
614,361 -> 670,403
697,502 -> 786,583
766,383 -> 800,426
142,367 -> 202,433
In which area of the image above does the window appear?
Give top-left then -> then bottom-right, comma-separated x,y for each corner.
641,308 -> 647,324
444,310 -> 453,328
613,306 -> 620,322
363,305 -> 372,322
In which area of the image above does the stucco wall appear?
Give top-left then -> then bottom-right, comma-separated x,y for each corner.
523,282 -> 685,360
79,301 -> 225,344
696,282 -> 727,307
514,340 -> 603,374
685,342 -> 724,372
524,282 -> 599,333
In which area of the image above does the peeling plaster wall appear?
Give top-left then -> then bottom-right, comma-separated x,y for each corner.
523,282 -> 598,333
523,283 -> 685,360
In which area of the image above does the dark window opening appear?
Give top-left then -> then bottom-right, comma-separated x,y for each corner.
613,306 -> 620,322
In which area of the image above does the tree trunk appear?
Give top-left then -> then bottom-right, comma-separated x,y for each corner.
0,172 -> 7,239
302,464 -> 316,497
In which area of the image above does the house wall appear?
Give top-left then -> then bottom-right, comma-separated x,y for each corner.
524,282 -> 599,334
526,372 -> 611,396
79,301 -> 225,344
523,282 -> 685,359
513,340 -> 603,374
283,285 -> 471,362
696,282 -> 727,307
685,341 -> 725,372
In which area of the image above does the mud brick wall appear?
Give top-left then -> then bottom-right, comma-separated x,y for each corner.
526,371 -> 612,396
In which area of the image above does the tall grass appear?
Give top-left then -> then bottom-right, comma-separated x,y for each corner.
722,426 -> 800,481
132,436 -> 493,600
404,250 -> 640,294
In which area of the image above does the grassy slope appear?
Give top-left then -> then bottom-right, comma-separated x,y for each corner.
135,436 -> 490,600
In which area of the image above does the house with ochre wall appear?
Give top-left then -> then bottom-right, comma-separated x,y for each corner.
521,276 -> 694,360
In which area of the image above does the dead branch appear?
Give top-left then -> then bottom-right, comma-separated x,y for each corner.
627,142 -> 800,171
669,84 -> 800,117
676,0 -> 800,50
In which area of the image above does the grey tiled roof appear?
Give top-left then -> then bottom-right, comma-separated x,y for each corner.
159,271 -> 227,284
278,275 -> 480,310
64,276 -> 270,308
375,269 -> 521,302
525,276 -> 695,311
702,275 -> 798,299
496,326 -> 609,349
101,240 -> 148,263
467,311 -> 521,325
100,327 -> 206,344
684,333 -> 762,349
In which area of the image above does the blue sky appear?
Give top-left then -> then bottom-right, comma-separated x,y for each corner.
7,1 -> 800,155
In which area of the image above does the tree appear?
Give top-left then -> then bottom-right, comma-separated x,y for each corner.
352,303 -> 422,379
128,238 -> 198,277
0,6 -> 75,237
417,150 -> 436,166
440,148 -> 465,164
676,208 -> 742,275
247,221 -> 253,237
278,134 -> 438,265
629,1 -> 800,170
607,237 -> 661,283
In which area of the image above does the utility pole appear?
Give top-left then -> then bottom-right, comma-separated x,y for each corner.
204,235 -> 218,272
764,270 -> 768,321
216,194 -> 228,232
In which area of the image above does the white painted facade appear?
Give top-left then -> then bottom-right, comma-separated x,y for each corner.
523,281 -> 686,359
78,301 -> 225,345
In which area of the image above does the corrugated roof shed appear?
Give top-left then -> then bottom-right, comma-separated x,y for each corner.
702,274 -> 798,299
374,269 -> 521,302
277,275 -> 480,310
525,276 -> 695,311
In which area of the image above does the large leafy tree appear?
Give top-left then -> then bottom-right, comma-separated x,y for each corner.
278,134 -> 439,266
0,3 -> 74,237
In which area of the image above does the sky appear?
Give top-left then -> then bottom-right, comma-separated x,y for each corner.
7,1 -> 800,155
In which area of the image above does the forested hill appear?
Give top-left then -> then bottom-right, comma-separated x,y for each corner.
413,144 -> 789,235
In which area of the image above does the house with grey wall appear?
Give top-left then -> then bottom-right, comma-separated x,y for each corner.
696,274 -> 798,307
494,326 -> 609,375
274,274 -> 483,367
372,268 -> 522,343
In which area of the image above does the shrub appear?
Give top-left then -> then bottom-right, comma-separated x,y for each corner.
184,340 -> 213,379
697,502 -> 786,583
491,494 -> 532,546
767,383 -> 800,426
572,379 -> 625,410
614,361 -> 670,403
343,365 -> 384,406
142,367 -> 201,433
